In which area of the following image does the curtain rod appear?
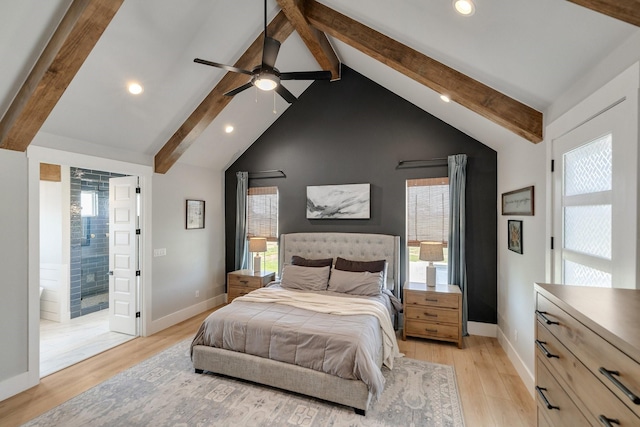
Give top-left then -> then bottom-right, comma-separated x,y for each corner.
396,158 -> 448,169
248,169 -> 286,179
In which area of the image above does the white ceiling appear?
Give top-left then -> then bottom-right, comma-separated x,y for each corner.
1,0 -> 637,170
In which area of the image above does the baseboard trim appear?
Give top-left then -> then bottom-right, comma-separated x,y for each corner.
0,370 -> 39,402
147,294 -> 225,336
497,327 -> 535,398
467,321 -> 497,337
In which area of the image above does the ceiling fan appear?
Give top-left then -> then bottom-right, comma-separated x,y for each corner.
193,0 -> 332,104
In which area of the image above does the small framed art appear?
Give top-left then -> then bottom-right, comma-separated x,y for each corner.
186,199 -> 205,229
502,186 -> 534,215
508,220 -> 523,254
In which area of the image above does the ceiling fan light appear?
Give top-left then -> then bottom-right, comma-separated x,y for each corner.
453,0 -> 475,16
254,74 -> 278,91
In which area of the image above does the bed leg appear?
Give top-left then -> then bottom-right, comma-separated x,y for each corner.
354,408 -> 365,416
195,368 -> 204,374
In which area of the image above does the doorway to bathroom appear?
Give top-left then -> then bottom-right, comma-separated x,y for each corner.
39,165 -> 139,377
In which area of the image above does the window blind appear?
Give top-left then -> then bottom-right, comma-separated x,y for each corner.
407,177 -> 449,247
247,186 -> 278,241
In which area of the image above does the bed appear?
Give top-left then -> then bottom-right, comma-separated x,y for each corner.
191,232 -> 401,414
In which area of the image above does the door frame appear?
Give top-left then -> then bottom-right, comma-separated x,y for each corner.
27,145 -> 153,382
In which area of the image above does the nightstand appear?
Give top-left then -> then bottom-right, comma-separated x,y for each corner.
227,269 -> 275,303
403,282 -> 463,348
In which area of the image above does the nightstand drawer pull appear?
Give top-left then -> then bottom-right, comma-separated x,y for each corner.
536,386 -> 560,410
423,312 -> 437,318
240,280 -> 249,284
535,340 -> 559,359
598,415 -> 620,426
535,310 -> 559,325
425,298 -> 438,303
425,328 -> 438,333
599,367 -> 640,405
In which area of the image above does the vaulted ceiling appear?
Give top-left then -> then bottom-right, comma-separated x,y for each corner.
0,0 -> 638,173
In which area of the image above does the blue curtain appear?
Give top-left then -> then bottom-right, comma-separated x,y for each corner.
448,154 -> 468,336
235,171 -> 249,270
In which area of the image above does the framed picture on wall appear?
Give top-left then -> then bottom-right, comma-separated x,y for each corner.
186,199 -> 205,229
306,183 -> 370,219
502,186 -> 534,215
508,220 -> 523,254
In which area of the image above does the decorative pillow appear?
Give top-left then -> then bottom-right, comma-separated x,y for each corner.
280,265 -> 330,291
334,257 -> 386,273
291,255 -> 333,268
327,268 -> 384,296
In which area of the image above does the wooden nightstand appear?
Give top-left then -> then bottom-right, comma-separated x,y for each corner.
227,269 -> 275,303
403,282 -> 463,348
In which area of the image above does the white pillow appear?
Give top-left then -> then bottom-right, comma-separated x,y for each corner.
280,264 -> 330,291
327,268 -> 384,296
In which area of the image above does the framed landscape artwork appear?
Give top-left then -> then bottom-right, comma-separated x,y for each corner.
306,183 -> 370,219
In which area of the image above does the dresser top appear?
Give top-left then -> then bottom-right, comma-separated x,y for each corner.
229,269 -> 275,278
404,282 -> 461,294
535,283 -> 640,360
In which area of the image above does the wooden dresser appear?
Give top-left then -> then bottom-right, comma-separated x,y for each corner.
227,269 -> 275,303
534,283 -> 640,426
403,282 -> 463,348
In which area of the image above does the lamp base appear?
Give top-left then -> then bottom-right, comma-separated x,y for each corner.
426,263 -> 436,287
253,255 -> 262,274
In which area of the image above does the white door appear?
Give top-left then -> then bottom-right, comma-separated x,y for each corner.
551,100 -> 631,288
109,176 -> 139,335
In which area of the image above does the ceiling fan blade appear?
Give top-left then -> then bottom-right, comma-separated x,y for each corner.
280,70 -> 332,81
194,58 -> 253,76
261,36 -> 281,69
224,82 -> 254,97
275,84 -> 297,104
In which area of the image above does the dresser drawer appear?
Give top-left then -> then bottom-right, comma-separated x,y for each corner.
228,273 -> 263,288
536,355 -> 591,427
405,305 -> 459,324
537,294 -> 640,417
536,322 -> 640,426
405,290 -> 459,309
405,320 -> 459,341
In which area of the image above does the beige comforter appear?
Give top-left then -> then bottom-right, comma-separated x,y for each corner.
191,287 -> 400,397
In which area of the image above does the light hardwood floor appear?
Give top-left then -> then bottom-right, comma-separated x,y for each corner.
0,308 -> 535,427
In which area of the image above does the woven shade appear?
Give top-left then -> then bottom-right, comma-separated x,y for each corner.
419,242 -> 444,262
407,178 -> 449,246
249,237 -> 267,253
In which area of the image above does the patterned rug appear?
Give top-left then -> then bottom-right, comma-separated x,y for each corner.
24,340 -> 465,427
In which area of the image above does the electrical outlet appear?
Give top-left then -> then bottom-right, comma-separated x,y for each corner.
514,329 -> 518,342
195,290 -> 200,298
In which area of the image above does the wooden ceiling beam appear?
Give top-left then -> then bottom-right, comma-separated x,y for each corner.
567,0 -> 640,27
154,12 -> 294,174
305,1 -> 543,143
0,0 -> 124,152
276,0 -> 340,80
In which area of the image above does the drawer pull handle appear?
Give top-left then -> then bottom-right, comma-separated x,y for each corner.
599,367 -> 640,405
240,280 -> 249,284
535,310 -> 559,325
423,313 -> 438,318
425,298 -> 438,303
535,386 -> 559,410
425,328 -> 438,333
535,340 -> 559,359
598,415 -> 620,426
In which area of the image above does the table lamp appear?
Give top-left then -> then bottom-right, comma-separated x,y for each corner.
249,237 -> 267,273
419,241 -> 444,287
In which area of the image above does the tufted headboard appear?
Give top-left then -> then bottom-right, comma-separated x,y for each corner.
279,232 -> 400,295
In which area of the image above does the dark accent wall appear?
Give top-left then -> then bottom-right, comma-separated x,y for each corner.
225,66 -> 497,324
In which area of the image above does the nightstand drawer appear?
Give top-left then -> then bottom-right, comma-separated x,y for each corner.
228,288 -> 254,302
405,320 -> 459,341
228,274 -> 263,288
405,305 -> 459,324
405,290 -> 459,309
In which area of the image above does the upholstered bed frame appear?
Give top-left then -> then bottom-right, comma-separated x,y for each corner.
192,232 -> 401,415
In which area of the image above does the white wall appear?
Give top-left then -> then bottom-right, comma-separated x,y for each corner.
0,149 -> 29,396
149,162 -> 226,333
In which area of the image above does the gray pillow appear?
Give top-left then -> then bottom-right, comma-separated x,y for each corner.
327,268 -> 384,296
280,264 -> 330,291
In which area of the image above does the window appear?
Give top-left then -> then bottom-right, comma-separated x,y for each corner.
247,186 -> 279,272
80,191 -> 98,217
406,177 -> 449,283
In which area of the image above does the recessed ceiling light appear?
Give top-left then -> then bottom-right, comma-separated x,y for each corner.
225,125 -> 234,133
440,94 -> 451,103
453,0 -> 475,16
128,82 -> 143,95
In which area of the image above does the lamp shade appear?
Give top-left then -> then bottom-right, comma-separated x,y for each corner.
419,242 -> 444,262
249,237 -> 267,253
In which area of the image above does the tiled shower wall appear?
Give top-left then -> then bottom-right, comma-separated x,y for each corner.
70,168 -> 126,319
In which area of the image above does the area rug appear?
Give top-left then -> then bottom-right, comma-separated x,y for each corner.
24,340 -> 465,427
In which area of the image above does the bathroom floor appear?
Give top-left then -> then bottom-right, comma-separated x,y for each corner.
40,309 -> 134,377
